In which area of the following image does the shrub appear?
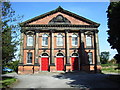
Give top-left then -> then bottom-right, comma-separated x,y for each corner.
108,58 -> 116,64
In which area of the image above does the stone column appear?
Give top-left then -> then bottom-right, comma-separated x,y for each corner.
96,31 -> 100,64
80,30 -> 85,70
20,33 -> 24,64
65,30 -> 70,65
93,31 -> 97,73
35,32 -> 39,64
50,30 -> 55,65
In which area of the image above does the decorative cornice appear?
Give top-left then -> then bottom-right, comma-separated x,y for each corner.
21,28 -> 98,33
22,24 -> 98,28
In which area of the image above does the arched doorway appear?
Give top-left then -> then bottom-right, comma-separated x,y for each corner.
41,53 -> 49,71
56,52 -> 64,71
71,53 -> 79,71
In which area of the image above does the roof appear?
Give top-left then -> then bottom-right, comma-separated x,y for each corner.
20,6 -> 100,27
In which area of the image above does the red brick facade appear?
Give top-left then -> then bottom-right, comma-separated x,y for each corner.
18,6 -> 101,74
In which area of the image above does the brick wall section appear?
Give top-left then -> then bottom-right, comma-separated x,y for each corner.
18,66 -> 40,74
18,65 -> 102,74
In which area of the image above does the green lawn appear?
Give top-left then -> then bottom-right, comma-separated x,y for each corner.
101,63 -> 119,67
0,77 -> 16,88
101,63 -> 120,83
101,63 -> 120,73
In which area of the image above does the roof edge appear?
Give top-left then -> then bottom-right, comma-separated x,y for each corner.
20,6 -> 100,27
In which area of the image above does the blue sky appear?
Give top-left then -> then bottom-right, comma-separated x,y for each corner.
11,2 -> 117,60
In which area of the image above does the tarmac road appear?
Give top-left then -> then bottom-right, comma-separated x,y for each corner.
2,72 -> 120,89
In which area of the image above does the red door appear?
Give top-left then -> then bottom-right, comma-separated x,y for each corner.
71,57 -> 79,71
56,58 -> 64,71
41,58 -> 49,71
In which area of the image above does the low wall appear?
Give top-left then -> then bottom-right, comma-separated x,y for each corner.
18,65 -> 102,74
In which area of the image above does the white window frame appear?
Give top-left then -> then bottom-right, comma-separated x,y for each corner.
86,35 -> 92,47
42,34 -> 48,46
72,34 -> 78,46
27,35 -> 34,46
57,34 -> 63,46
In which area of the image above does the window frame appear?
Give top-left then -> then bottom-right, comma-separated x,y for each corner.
56,33 -> 63,46
88,52 -> 93,64
86,35 -> 93,48
27,52 -> 32,64
27,35 -> 34,47
72,34 -> 78,46
42,34 -> 48,46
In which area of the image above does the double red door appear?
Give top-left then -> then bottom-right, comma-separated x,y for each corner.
71,57 -> 79,71
56,58 -> 64,71
41,58 -> 49,71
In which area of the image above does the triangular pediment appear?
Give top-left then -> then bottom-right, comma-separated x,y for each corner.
20,6 -> 100,27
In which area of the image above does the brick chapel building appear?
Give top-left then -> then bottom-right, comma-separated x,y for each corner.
18,6 -> 101,74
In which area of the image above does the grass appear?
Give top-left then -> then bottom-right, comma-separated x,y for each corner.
101,63 -> 120,83
0,77 -> 16,88
101,63 -> 119,67
101,63 -> 120,73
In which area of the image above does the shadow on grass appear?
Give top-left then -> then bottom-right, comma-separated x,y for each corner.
52,71 -> 120,89
2,76 -> 15,80
1,76 -> 16,88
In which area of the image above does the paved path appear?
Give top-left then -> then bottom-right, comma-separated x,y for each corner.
2,72 -> 120,89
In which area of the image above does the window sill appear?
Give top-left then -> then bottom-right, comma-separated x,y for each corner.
26,63 -> 32,64
57,45 -> 64,47
86,46 -> 93,48
72,45 -> 78,47
42,46 -> 48,47
24,47 -> 35,50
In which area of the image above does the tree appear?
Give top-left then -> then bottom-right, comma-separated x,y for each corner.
100,51 -> 110,64
1,2 -> 22,65
106,2 -> 120,64
108,58 -> 116,64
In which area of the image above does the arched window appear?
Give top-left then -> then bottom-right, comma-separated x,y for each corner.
42,34 -> 48,46
27,35 -> 34,46
57,34 -> 63,46
71,53 -> 78,57
72,34 -> 78,46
